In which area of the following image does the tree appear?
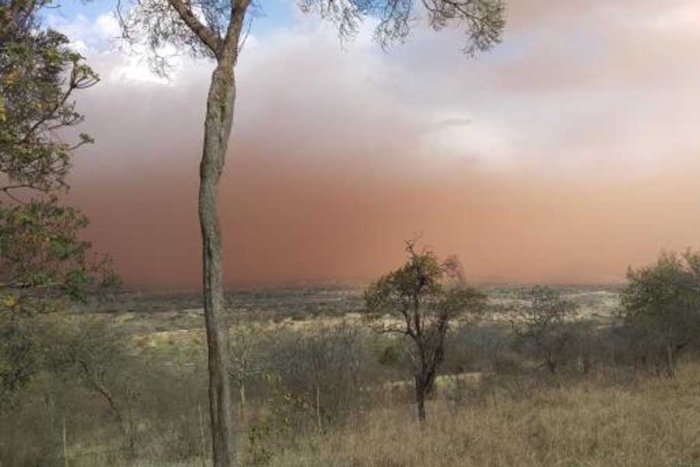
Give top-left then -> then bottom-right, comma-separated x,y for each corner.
227,322 -> 266,425
621,251 -> 700,378
117,0 -> 505,461
1,0 -> 97,197
0,0 -> 117,407
510,286 -> 579,374
266,323 -> 369,432
363,241 -> 486,422
43,316 -> 139,457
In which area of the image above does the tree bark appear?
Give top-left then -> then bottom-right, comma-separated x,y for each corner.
62,416 -> 69,467
200,57 -> 237,467
665,344 -> 676,379
316,382 -> 322,433
198,404 -> 207,467
415,375 -> 427,423
239,381 -> 246,425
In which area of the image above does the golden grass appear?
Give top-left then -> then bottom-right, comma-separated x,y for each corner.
269,366 -> 700,467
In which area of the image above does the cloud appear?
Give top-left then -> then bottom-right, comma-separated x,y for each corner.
41,0 -> 700,288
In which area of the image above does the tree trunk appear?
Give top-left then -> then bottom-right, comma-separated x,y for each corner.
316,382 -> 322,433
126,390 -> 136,460
200,58 -> 237,467
414,375 -> 427,423
239,381 -> 246,425
198,403 -> 208,467
545,353 -> 557,374
62,416 -> 69,467
665,344 -> 676,379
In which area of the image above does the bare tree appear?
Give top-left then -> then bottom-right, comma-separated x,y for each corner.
266,323 -> 369,432
44,317 -> 138,457
363,241 -> 486,422
227,322 -> 266,425
117,0 -> 505,463
510,287 -> 579,375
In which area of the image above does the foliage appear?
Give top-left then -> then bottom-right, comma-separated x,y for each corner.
117,0 -> 505,75
1,0 -> 98,195
0,199 -> 119,405
0,307 -> 36,409
0,200 -> 119,299
0,0 -> 116,306
0,0 -> 118,408
620,250 -> 700,378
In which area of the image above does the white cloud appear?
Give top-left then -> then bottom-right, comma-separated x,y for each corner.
48,0 -> 700,179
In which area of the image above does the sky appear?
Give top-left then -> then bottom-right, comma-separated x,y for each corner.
43,0 -> 700,290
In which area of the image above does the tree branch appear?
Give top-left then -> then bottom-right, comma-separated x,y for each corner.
222,0 -> 252,55
1,184 -> 36,204
166,0 -> 223,55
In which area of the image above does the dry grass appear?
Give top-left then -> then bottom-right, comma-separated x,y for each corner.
269,365 -> 700,467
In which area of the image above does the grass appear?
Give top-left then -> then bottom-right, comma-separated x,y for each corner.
268,365 -> 700,467
76,285 -> 621,351
5,285 -> 672,467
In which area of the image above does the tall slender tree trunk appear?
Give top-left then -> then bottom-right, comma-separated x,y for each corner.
200,56 -> 237,467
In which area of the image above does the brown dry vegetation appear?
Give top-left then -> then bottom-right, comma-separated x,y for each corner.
269,365 -> 700,467
4,285 -> 698,467
54,363 -> 700,467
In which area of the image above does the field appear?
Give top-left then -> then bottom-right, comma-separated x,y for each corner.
7,283 -> 700,467
269,367 -> 700,467
74,284 -> 622,339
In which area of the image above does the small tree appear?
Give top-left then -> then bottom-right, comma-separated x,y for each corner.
227,322 -> 266,425
621,251 -> 700,378
511,286 -> 578,374
43,317 -> 138,456
363,241 -> 485,422
1,0 -> 117,407
1,0 -> 98,198
266,323 -> 369,432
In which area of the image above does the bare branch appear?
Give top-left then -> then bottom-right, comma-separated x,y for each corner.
166,0 -> 223,54
1,184 -> 35,204
236,8 -> 254,55
222,0 -> 252,58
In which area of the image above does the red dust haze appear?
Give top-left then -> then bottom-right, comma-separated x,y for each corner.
70,146 -> 700,290
59,0 -> 700,290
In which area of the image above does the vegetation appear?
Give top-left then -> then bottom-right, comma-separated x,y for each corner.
364,241 -> 486,421
268,363 -> 700,467
0,0 -> 113,301
1,0 -> 117,416
3,2 -> 700,467
620,250 -> 700,378
116,0 -> 505,461
1,0 -> 97,196
510,286 -> 580,374
0,265 -> 699,465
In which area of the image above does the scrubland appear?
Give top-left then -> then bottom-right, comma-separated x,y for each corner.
3,285 -> 698,467
270,367 -> 700,467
